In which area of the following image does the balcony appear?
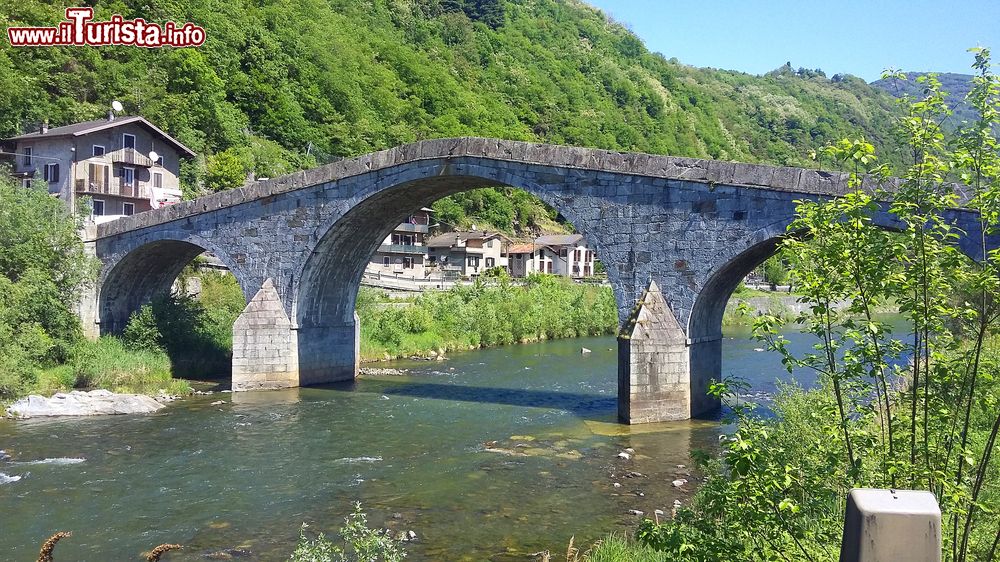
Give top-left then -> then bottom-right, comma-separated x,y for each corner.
75,178 -> 151,200
378,244 -> 427,255
394,222 -> 429,234
108,148 -> 155,167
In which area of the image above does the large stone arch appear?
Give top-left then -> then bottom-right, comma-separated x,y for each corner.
292,163 -> 624,385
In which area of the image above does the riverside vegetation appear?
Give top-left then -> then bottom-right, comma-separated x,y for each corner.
0,174 -> 188,406
572,52 -> 1000,562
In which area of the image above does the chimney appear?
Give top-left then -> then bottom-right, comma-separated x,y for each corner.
108,110 -> 115,122
39,120 -> 48,134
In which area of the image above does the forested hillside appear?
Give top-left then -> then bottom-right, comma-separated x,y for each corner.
871,71 -> 977,127
1,0 -> 907,232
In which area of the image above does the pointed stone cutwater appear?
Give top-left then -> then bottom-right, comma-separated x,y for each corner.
231,278 -> 299,391
617,280 -> 690,423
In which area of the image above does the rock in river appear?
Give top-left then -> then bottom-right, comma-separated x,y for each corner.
6,390 -> 166,418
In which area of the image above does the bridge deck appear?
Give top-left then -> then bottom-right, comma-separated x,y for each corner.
95,137 -> 865,239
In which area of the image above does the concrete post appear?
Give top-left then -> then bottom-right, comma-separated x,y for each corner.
617,280 -> 691,423
840,488 -> 941,562
231,278 -> 299,391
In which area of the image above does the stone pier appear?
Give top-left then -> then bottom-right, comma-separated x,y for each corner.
232,279 -> 299,391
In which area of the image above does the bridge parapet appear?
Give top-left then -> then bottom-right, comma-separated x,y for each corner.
94,137 -> 868,240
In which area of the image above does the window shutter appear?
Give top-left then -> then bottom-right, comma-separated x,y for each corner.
52,164 -> 59,183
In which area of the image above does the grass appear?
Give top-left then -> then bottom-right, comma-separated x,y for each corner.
23,337 -> 192,400
357,274 -> 619,361
69,337 -> 191,395
537,534 -> 670,562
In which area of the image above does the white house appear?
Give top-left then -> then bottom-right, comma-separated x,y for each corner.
427,229 -> 509,278
365,208 -> 434,278
507,234 -> 596,278
1,115 -> 195,223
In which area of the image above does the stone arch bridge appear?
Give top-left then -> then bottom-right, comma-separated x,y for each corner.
82,137 -> 993,424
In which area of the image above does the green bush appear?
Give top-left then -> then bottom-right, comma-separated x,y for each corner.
290,503 -> 406,562
357,275 -> 618,360
69,337 -> 188,395
121,271 -> 245,378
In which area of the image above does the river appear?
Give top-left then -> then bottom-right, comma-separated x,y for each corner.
0,321 -> 885,561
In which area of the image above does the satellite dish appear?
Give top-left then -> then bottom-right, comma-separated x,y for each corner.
111,100 -> 124,112
148,150 -> 159,163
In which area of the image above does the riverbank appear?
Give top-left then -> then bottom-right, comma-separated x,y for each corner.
356,274 -> 618,362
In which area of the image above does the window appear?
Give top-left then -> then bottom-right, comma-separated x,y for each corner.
122,166 -> 135,186
486,257 -> 495,268
21,178 -> 31,189
123,202 -> 135,216
467,256 -> 480,267
92,145 -> 105,157
152,172 -> 163,189
586,251 -> 594,262
43,163 -> 60,183
88,163 -> 110,190
574,249 -> 581,262
383,256 -> 390,267
155,155 -> 164,166
123,133 -> 136,150
403,257 -> 414,269
22,146 -> 32,166
92,199 -> 105,216
560,248 -> 568,257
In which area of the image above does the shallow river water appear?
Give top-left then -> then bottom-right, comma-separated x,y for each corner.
1,324 -> 852,561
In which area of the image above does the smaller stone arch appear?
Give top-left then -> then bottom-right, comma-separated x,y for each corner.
686,224 -> 790,417
97,232 -> 249,335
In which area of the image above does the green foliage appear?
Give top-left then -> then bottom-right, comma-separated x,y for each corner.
630,51 -> 1000,562
68,336 -> 189,395
760,255 -> 789,287
357,275 -> 617,360
289,503 -> 406,562
0,174 -> 98,399
122,271 -> 246,378
581,532 -> 672,562
1,0 -> 905,204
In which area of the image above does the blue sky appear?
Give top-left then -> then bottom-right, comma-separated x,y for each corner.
584,0 -> 1000,82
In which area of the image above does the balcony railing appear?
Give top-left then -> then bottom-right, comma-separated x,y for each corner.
378,244 -> 427,255
75,178 -> 152,200
394,222 -> 429,233
108,148 -> 155,167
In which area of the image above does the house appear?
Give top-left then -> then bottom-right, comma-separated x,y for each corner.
507,234 -> 597,278
366,208 -> 434,277
427,229 -> 509,278
1,115 -> 195,223
506,243 -> 537,277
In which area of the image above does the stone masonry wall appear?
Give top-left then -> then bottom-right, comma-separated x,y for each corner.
618,281 -> 691,423
232,279 -> 298,391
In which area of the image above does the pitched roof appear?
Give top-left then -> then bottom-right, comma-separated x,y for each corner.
507,243 -> 536,254
6,116 -> 196,158
427,230 -> 502,248
534,234 -> 584,247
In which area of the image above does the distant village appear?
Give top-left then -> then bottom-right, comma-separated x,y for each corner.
1,113 -> 602,289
